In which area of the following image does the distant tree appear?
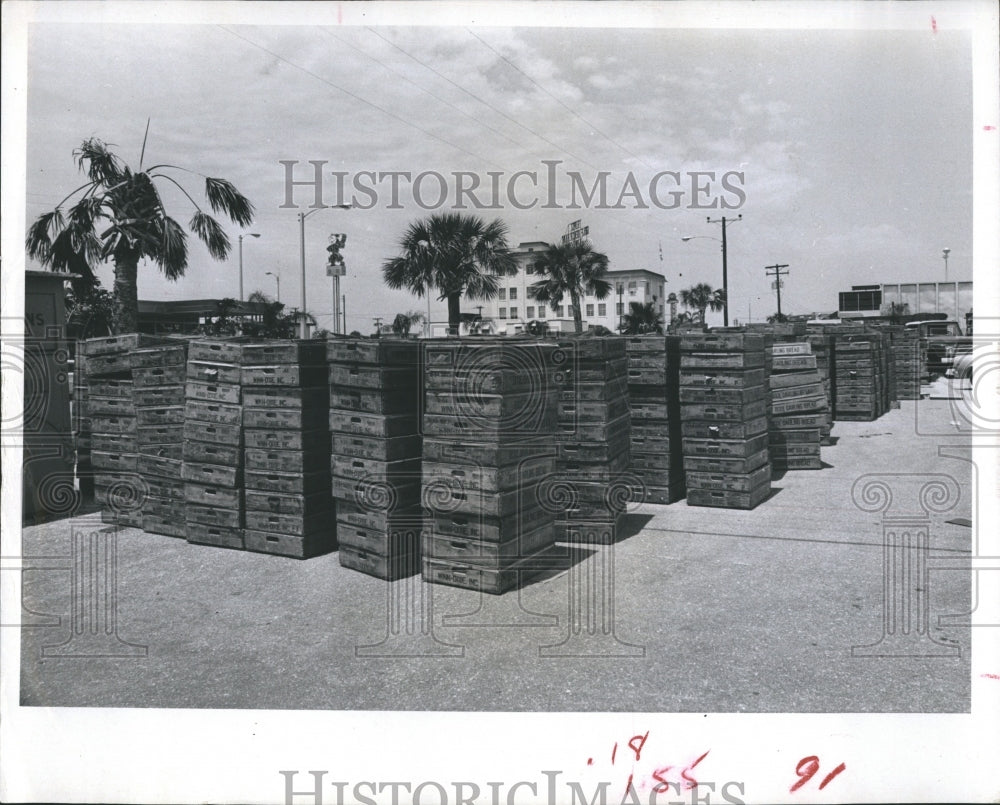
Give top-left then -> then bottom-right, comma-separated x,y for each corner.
391,310 -> 425,338
882,301 -> 911,324
767,311 -> 790,324
525,319 -> 549,337
26,128 -> 254,333
527,241 -> 611,334
65,280 -> 115,340
590,325 -> 614,336
668,310 -> 699,331
619,301 -> 664,335
679,283 -> 725,325
199,298 -> 241,336
382,212 -> 518,336
349,330 -> 363,338
244,290 -> 297,338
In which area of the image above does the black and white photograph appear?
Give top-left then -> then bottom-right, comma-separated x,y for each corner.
2,1 -> 998,802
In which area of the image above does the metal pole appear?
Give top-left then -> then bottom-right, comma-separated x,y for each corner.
238,236 -> 244,302
299,212 -> 308,339
333,274 -> 341,335
426,292 -> 431,338
276,275 -> 280,303
720,218 -> 729,327
342,293 -> 346,334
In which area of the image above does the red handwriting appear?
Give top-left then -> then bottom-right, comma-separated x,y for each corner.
931,16 -> 937,33
588,732 -> 709,798
981,672 -> 1000,679
790,756 -> 846,793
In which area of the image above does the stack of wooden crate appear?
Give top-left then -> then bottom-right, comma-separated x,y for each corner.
766,342 -> 826,470
83,335 -> 144,527
552,337 -> 631,542
833,333 -> 885,421
804,331 -> 836,443
890,326 -> 922,399
242,341 -> 334,558
133,340 -> 188,537
679,332 -> 771,509
182,339 -> 247,550
625,335 -> 684,504
421,340 -> 559,593
328,338 -> 423,579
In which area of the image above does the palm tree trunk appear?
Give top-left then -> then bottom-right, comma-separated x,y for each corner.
570,289 -> 583,334
447,292 -> 461,336
112,250 -> 140,334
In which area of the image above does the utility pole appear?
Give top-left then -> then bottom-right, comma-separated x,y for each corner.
764,263 -> 790,317
705,214 -> 741,327
373,316 -> 382,338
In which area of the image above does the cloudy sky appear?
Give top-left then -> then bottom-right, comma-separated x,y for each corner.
23,9 -> 973,329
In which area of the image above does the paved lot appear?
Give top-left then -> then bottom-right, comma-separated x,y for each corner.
18,399 -> 972,712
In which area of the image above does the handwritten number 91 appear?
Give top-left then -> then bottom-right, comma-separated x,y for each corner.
790,756 -> 846,793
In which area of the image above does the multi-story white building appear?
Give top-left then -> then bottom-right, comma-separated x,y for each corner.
476,241 -> 667,334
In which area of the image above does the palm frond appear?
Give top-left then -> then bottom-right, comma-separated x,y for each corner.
74,138 -> 125,185
25,210 -> 63,262
157,216 -> 188,279
586,277 -> 613,300
189,211 -> 231,260
205,177 -> 255,227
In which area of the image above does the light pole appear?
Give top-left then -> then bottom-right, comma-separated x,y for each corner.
297,205 -> 350,339
681,214 -> 741,327
942,248 -> 950,283
238,233 -> 260,302
265,271 -> 280,303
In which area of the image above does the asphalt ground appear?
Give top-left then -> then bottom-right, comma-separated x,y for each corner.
17,398 -> 972,712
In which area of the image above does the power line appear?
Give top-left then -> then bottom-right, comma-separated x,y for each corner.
319,28 -> 530,156
464,28 -> 653,170
217,25 -> 506,171
365,27 -> 600,171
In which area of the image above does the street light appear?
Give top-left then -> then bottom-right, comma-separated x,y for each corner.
238,233 -> 261,302
265,271 -> 280,303
297,205 -> 350,339
942,248 -> 950,283
681,213 -> 741,327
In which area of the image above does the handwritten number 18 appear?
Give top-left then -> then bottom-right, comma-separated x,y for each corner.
790,756 -> 846,793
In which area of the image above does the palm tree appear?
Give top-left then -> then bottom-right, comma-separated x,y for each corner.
679,283 -> 725,325
620,301 -> 664,335
767,311 -> 790,324
527,241 -> 611,335
26,129 -> 254,333
391,310 -> 425,338
382,213 -> 518,336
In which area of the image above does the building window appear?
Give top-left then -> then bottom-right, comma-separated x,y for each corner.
498,288 -> 506,301
628,281 -> 637,292
556,305 -> 564,317
617,283 -> 624,295
499,307 -> 507,319
586,304 -> 595,316
537,307 -> 546,318
509,287 -> 517,300
510,307 -> 518,319
616,302 -> 624,315
598,303 -> 606,316
526,306 -> 535,319
643,281 -> 649,294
